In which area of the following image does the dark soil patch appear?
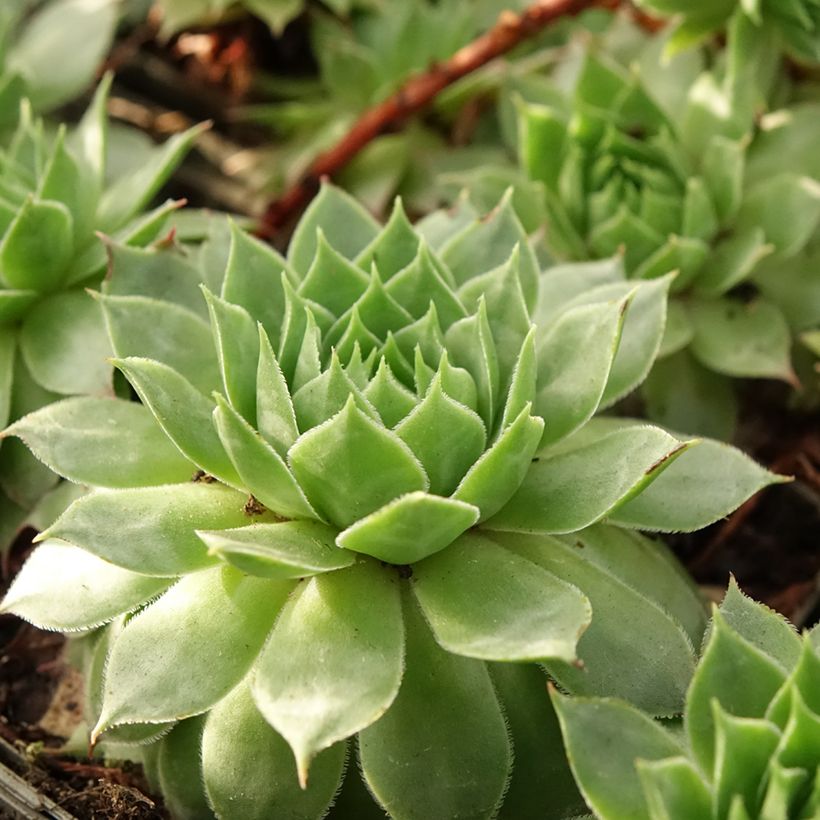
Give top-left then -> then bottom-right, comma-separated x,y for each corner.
670,382 -> 820,626
0,532 -> 166,820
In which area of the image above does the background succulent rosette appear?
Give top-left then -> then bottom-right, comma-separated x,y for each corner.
0,77 -> 202,547
556,581 -> 820,819
633,0 -> 820,63
513,25 -> 820,439
2,185 -> 780,818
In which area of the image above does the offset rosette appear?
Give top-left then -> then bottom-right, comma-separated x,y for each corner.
633,0 -> 820,62
556,580 -> 820,819
0,76 -> 201,540
2,186 -> 782,819
517,38 -> 820,439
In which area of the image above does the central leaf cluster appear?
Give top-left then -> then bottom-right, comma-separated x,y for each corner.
109,186 -> 543,565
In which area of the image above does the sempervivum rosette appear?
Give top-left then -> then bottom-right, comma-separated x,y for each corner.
555,581 -> 820,819
633,0 -> 820,62
0,76 -> 202,546
516,38 -> 820,439
1,186 -> 780,819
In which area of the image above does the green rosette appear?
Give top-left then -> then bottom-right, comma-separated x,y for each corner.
555,579 -> 820,819
2,185 -> 781,819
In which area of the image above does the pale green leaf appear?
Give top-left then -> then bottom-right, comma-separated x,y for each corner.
96,566 -> 288,734
253,560 -> 403,785
642,349 -> 738,440
203,680 -> 345,820
452,405 -> 543,521
255,325 -> 299,457
362,358 -> 417,428
735,173 -> 820,258
553,692 -> 683,820
204,288 -> 259,424
560,276 -> 672,407
98,125 -> 205,232
657,301 -> 693,358
100,241 -> 206,318
222,221 -> 293,347
712,708 -> 780,819
156,717 -> 214,820
636,758 -> 712,820
609,434 -> 785,532
488,425 -> 691,534
685,611 -> 787,772
440,192 -> 539,311
0,197 -> 72,292
19,289 -> 111,395
213,394 -> 318,520
718,578 -> 801,671
570,525 -> 707,650
355,198 -> 419,280
534,257 -> 625,328
1,540 -> 172,631
498,531 -> 697,714
490,664 -> 586,820
288,397 -> 428,529
197,520 -> 353,579
384,242 -> 467,329
7,0 -> 117,110
693,228 -> 773,297
413,532 -> 590,663
536,298 -> 626,447
43,483 -> 251,576
113,357 -> 240,488
394,374 -> 486,496
444,300 -> 499,431
689,298 -> 794,382
701,135 -> 745,223
288,183 -> 379,275
359,596 -> 511,820
3,397 -> 192,487
336,492 -> 479,564
298,228 -> 369,317
100,294 -> 220,395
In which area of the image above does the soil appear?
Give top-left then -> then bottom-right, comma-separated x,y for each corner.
0,532 -> 167,820
671,384 -> 820,628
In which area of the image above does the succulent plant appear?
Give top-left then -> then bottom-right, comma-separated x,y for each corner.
514,30 -> 820,439
2,185 -> 780,818
152,0 -> 376,37
0,0 -> 118,117
555,580 -> 820,820
633,0 -> 820,62
0,78 -> 201,544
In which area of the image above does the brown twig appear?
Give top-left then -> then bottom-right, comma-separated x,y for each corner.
257,0 -> 614,238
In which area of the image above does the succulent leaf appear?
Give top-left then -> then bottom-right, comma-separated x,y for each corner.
95,566 -> 289,735
203,681 -> 346,820
489,425 -> 692,535
413,532 -> 591,663
1,539 -> 172,631
555,585 -> 820,819
608,433 -> 789,532
252,560 -> 403,785
499,530 -> 698,713
197,520 -> 353,579
2,397 -> 193,488
358,595 -> 511,820
336,492 -> 479,564
4,186 -> 784,818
